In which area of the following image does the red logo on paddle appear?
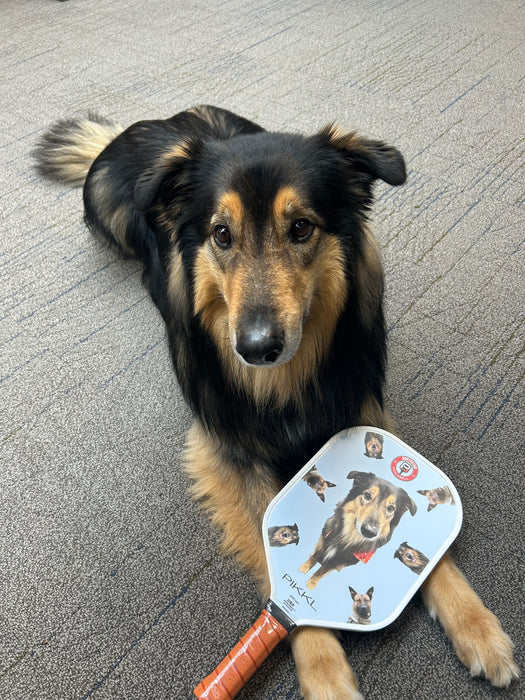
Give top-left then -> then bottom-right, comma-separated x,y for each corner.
391,456 -> 418,481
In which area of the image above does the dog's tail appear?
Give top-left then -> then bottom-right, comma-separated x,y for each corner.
33,113 -> 124,186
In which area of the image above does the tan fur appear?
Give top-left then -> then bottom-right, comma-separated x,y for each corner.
192,233 -> 347,407
108,205 -> 132,254
290,627 -> 363,700
359,395 -> 395,432
343,488 -> 396,543
421,552 -> 519,687
44,118 -> 123,186
213,190 -> 246,233
321,124 -> 365,153
167,248 -> 189,316
162,142 -> 195,162
185,423 -> 363,699
184,422 -> 280,586
355,225 -> 384,328
272,185 -> 319,232
89,167 -> 135,254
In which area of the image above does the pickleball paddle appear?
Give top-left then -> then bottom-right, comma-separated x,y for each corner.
194,426 -> 462,699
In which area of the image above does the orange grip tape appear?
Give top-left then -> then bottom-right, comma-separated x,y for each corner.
194,608 -> 289,699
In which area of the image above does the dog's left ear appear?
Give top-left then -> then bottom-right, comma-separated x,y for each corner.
366,587 -> 374,599
347,470 -> 374,481
134,138 -> 202,212
320,124 -> 407,187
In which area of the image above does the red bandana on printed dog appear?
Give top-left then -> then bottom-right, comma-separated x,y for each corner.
353,550 -> 375,564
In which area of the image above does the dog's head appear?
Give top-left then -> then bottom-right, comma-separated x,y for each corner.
394,541 -> 414,563
303,466 -> 337,502
364,431 -> 384,458
394,541 -> 429,573
268,523 -> 300,547
417,487 -> 452,511
349,586 -> 374,620
134,124 -> 405,398
345,471 -> 417,543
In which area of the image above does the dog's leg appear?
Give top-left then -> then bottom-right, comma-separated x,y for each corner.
305,563 -> 336,591
299,552 -> 319,574
359,399 -> 519,686
290,627 -> 363,700
421,551 -> 519,687
186,422 -> 363,700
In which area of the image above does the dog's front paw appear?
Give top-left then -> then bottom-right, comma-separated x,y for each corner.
290,627 -> 363,700
450,606 -> 520,688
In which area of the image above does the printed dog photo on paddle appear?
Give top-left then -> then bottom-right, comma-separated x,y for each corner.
364,430 -> 384,459
418,486 -> 455,511
348,586 -> 374,624
302,465 -> 337,502
298,470 -> 417,590
268,523 -> 300,547
394,541 -> 430,575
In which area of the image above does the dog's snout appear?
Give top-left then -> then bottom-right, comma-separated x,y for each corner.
236,312 -> 284,365
361,522 -> 379,539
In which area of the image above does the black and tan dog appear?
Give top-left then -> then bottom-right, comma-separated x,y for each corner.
364,430 -> 384,459
34,105 -> 518,697
268,524 -> 300,547
348,586 -> 374,624
394,541 -> 430,575
302,466 -> 337,502
418,486 -> 455,511
299,471 -> 417,589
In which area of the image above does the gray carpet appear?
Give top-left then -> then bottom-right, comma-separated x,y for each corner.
1,1 -> 523,698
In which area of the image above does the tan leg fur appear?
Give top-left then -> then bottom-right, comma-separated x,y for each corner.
185,421 -> 363,699
421,551 -> 520,687
371,401 -> 519,687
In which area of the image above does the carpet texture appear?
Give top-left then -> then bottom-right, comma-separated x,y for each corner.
1,1 -> 523,698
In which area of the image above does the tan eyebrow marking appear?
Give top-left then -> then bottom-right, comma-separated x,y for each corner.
214,190 -> 245,228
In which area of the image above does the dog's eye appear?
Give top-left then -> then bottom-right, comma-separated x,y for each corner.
387,504 -> 395,514
213,224 -> 232,248
290,219 -> 314,243
363,492 -> 372,501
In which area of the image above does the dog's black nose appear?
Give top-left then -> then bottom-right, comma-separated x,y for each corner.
361,523 -> 378,539
236,313 -> 284,365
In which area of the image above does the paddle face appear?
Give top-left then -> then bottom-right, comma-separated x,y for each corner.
263,427 -> 462,631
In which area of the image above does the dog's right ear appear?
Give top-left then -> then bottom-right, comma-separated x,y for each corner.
134,138 -> 202,212
349,587 -> 357,600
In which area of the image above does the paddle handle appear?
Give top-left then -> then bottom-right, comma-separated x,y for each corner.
194,608 -> 289,699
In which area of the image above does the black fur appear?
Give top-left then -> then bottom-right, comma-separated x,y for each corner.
35,105 -> 406,484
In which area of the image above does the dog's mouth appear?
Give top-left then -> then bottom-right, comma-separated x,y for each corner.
357,607 -> 371,619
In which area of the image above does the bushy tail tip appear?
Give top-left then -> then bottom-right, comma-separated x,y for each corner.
33,112 -> 123,186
